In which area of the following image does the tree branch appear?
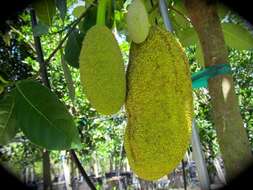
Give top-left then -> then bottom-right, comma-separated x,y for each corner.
181,160 -> 187,190
30,9 -> 52,190
69,150 -> 97,190
185,0 -> 252,181
9,25 -> 36,54
147,2 -> 191,25
31,7 -> 97,190
168,5 -> 192,24
45,3 -> 94,65
30,10 -> 50,87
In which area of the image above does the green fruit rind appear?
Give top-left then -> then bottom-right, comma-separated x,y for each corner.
79,25 -> 126,115
124,26 -> 193,180
127,0 -> 150,43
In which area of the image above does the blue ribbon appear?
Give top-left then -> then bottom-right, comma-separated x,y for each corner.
191,64 -> 232,89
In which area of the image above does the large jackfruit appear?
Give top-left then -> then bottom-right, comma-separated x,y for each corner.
124,26 -> 193,180
126,0 -> 150,43
79,25 -> 126,115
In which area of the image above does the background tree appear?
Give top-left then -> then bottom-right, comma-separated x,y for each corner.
184,0 -> 252,181
0,0 -> 253,189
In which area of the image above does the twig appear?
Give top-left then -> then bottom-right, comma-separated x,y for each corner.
30,10 -> 50,87
49,17 -> 81,35
45,3 -> 94,65
9,25 -> 36,54
148,3 -> 159,14
69,150 -> 97,190
181,160 -> 187,190
168,4 -> 192,24
149,2 -> 191,24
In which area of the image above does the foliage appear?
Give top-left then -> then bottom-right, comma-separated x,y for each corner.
0,0 -> 252,183
12,80 -> 80,150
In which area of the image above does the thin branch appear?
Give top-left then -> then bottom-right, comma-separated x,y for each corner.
181,160 -> 187,190
48,17 -> 81,35
45,3 -> 94,65
168,4 -> 192,24
9,25 -> 36,54
30,9 -> 52,190
148,3 -> 159,14
30,10 -> 50,87
31,7 -> 96,190
147,1 -> 191,26
69,150 -> 97,190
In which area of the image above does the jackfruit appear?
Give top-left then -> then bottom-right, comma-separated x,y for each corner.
79,25 -> 126,115
124,26 -> 193,180
126,0 -> 150,43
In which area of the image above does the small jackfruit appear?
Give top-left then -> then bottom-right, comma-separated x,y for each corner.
79,25 -> 126,115
124,26 -> 193,180
126,0 -> 150,43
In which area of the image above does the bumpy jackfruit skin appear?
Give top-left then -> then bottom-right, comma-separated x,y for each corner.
124,26 -> 193,180
126,0 -> 150,43
79,25 -> 126,115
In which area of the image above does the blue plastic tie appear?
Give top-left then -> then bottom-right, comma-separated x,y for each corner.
191,64 -> 232,89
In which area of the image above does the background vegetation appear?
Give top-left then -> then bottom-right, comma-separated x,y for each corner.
0,0 -> 252,189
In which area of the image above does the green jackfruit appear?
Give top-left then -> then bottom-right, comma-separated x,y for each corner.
79,25 -> 126,115
124,26 -> 193,180
126,0 -> 150,43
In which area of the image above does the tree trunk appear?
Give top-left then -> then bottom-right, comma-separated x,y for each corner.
62,151 -> 72,190
110,156 -> 113,171
93,156 -> 99,177
43,149 -> 52,190
184,0 -> 252,181
31,9 -> 52,190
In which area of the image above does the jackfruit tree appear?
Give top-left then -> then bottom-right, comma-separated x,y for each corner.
0,0 -> 253,188
184,0 -> 253,182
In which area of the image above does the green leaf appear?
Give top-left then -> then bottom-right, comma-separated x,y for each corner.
56,0 -> 67,20
0,74 -> 9,84
0,85 -> 4,94
217,3 -> 230,19
13,80 -> 80,150
176,27 -> 198,47
2,32 -> 11,46
60,50 -> 75,103
62,62 -> 75,103
114,10 -> 126,32
32,23 -> 49,37
174,26 -> 204,66
0,95 -> 17,145
79,4 -> 113,31
79,6 -> 97,33
105,0 -> 114,28
170,1 -> 191,29
222,23 -> 253,50
172,0 -> 188,15
72,5 -> 86,18
33,0 -> 56,26
64,29 -> 84,68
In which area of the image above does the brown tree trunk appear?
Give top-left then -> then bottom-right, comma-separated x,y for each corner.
184,0 -> 252,182
43,149 -> 52,190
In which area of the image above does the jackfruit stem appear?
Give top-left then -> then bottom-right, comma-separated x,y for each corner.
96,0 -> 108,26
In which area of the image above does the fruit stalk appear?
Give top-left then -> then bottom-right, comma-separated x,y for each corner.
96,0 -> 108,25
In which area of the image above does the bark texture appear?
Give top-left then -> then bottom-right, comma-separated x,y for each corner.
184,0 -> 252,181
42,150 -> 52,190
